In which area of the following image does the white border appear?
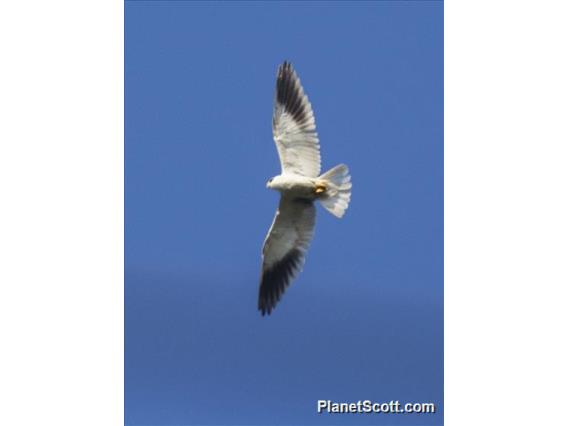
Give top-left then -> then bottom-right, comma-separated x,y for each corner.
446,1 -> 568,424
0,1 -> 123,425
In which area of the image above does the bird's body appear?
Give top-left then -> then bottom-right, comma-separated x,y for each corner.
267,174 -> 322,198
258,61 -> 352,316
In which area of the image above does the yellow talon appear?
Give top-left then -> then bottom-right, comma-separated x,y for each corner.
315,183 -> 327,194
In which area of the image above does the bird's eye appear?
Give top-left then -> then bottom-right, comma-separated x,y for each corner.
268,178 -> 273,183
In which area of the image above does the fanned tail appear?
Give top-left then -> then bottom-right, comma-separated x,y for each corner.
318,164 -> 352,218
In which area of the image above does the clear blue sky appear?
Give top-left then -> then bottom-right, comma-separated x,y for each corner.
125,1 -> 443,425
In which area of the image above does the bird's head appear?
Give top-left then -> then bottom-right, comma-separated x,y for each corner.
266,177 -> 275,189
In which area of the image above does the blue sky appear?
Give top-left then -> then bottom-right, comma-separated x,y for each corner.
125,1 -> 443,425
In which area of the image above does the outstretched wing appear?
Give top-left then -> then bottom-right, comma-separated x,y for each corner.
272,61 -> 321,177
259,196 -> 316,315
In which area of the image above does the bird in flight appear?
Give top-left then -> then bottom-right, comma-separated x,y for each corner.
258,61 -> 352,316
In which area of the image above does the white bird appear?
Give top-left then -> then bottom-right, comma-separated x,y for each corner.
259,61 -> 352,316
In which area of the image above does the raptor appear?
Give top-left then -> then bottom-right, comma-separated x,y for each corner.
258,61 -> 352,316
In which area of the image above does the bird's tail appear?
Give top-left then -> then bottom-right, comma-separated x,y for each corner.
318,164 -> 352,218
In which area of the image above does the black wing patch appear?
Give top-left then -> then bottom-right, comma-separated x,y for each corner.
275,61 -> 310,125
258,248 -> 304,316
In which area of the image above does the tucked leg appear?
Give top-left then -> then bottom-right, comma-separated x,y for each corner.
314,182 -> 327,194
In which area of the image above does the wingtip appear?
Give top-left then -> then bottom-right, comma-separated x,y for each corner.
258,247 -> 305,317
258,303 -> 273,317
278,60 -> 293,74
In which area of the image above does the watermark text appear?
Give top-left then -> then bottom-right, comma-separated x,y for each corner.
317,400 -> 436,415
